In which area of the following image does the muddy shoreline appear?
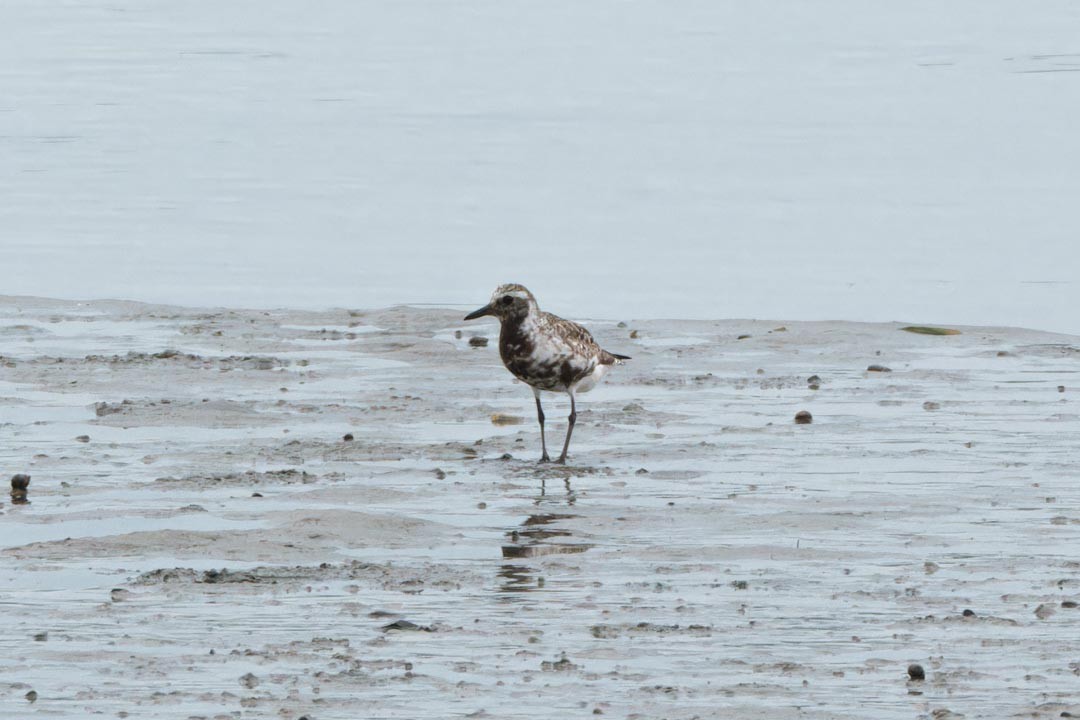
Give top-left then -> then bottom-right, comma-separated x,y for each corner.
1,295 -> 1078,719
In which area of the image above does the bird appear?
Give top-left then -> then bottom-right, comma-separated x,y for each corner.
464,283 -> 630,464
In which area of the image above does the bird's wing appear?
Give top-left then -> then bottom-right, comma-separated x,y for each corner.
541,313 -> 602,357
542,312 -> 630,366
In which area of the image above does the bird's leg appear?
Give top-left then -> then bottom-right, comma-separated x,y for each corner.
556,392 -> 576,465
534,389 -> 551,463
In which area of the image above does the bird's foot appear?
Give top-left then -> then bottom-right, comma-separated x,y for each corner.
538,454 -> 552,464
554,455 -> 567,465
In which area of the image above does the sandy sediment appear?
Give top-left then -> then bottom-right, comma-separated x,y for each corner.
1,295 -> 1078,719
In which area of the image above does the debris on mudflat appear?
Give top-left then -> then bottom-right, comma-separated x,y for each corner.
382,619 -> 434,632
11,474 -> 30,504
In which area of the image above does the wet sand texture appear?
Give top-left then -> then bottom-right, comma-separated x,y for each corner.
1,295 -> 1079,719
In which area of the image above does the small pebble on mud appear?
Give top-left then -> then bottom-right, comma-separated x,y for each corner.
10,473 -> 30,504
923,401 -> 941,411
25,690 -> 37,703
343,433 -> 354,441
907,664 -> 925,681
75,435 -> 90,443
867,364 -> 892,373
239,672 -> 259,689
794,410 -> 812,424
468,336 -> 489,347
1062,600 -> 1078,608
1059,385 -> 1066,393
962,609 -> 975,617
433,468 -> 446,480
1034,603 -> 1056,620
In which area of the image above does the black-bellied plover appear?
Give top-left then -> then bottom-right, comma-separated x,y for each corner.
465,283 -> 630,464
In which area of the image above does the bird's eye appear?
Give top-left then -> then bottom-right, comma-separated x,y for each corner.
501,296 -> 513,305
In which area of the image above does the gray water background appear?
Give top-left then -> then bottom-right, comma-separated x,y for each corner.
3,1 -> 1079,332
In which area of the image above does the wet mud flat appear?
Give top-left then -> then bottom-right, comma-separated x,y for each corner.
0,295 -> 1078,719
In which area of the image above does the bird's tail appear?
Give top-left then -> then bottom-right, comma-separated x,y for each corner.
603,351 -> 631,365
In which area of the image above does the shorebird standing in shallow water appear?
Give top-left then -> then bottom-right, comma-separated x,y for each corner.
464,284 -> 630,464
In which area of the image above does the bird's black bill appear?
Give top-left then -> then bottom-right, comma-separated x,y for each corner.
464,304 -> 493,321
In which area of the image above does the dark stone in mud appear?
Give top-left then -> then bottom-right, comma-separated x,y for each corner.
636,468 -> 649,475
962,609 -> 975,617
807,375 -> 821,385
731,580 -> 749,590
11,474 -> 30,491
382,619 -> 433,632
907,663 -> 925,681
433,468 -> 446,480
923,401 -> 941,411
343,433 -> 354,441
25,690 -> 37,703
794,410 -> 812,424
75,435 -> 90,443
468,336 -> 489,347
251,492 -> 263,498
867,364 -> 892,372
737,334 -> 750,340
500,453 -> 513,460
33,631 -> 48,641
1034,603 -> 1056,619
1059,385 -> 1066,393
239,672 -> 259,689
1062,601 -> 1078,608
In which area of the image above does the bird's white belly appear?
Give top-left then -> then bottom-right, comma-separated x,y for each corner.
571,363 -> 608,394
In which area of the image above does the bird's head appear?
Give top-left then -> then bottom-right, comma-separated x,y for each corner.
464,283 -> 537,322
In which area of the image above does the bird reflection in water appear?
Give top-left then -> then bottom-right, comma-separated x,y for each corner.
497,512 -> 591,594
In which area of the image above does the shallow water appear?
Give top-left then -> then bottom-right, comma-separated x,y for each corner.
3,1 -> 1080,332
0,296 -> 1078,718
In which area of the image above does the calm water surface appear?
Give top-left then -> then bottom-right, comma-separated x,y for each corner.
2,1 -> 1078,332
